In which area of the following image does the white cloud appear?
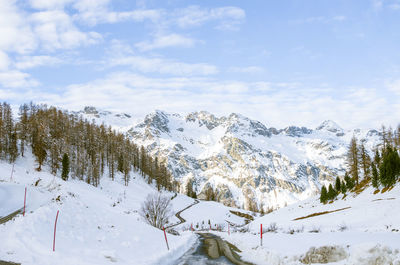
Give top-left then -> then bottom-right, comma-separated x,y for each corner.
0,1 -> 37,54
135,34 -> 197,51
109,55 -> 218,76
0,51 -> 10,71
388,79 -> 400,95
29,0 -> 74,10
0,70 -> 39,88
73,0 -> 162,26
107,40 -> 217,75
30,10 -> 102,51
9,71 -> 393,130
228,66 -> 265,74
291,15 -> 347,24
174,6 -> 245,30
14,55 -> 62,70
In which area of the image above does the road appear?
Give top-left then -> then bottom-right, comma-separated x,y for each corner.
167,198 -> 253,265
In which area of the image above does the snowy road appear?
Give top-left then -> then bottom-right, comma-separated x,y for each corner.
175,233 -> 253,265
169,198 -> 252,265
167,199 -> 199,229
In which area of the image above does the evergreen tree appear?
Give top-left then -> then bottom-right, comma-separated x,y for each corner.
320,185 -> 328,203
379,146 -> 400,187
359,141 -> 371,179
344,172 -> 355,190
328,184 -> 336,200
374,149 -> 381,166
61,153 -> 70,181
335,176 -> 341,193
341,181 -> 347,194
371,162 -> 379,188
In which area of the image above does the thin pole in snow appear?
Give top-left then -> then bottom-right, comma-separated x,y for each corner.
23,187 -> 27,216
228,223 -> 230,235
260,223 -> 263,247
163,227 -> 170,251
53,210 -> 59,252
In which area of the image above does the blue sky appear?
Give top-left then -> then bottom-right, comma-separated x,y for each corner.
0,0 -> 399,129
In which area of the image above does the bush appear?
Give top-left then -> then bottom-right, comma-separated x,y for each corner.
265,222 -> 278,233
338,223 -> 348,232
309,226 -> 321,233
139,193 -> 173,229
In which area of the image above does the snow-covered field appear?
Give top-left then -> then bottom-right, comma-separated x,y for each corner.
0,154 -> 199,265
2,152 -> 400,265
213,185 -> 400,264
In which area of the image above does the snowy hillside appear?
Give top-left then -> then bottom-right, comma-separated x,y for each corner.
0,154 -> 196,265
123,110 -> 381,211
0,153 -> 253,265
214,184 -> 400,264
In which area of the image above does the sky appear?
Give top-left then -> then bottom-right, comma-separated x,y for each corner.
0,0 -> 399,130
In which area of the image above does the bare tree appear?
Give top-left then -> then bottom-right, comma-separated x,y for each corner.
139,193 -> 173,229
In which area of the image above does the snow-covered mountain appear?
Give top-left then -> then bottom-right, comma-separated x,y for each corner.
77,107 -> 381,211
72,106 -> 138,132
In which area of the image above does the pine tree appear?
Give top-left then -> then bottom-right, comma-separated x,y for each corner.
341,181 -> 347,194
328,184 -> 336,200
359,141 -> 371,179
379,146 -> 400,187
347,136 -> 360,185
320,186 -> 328,203
344,172 -> 355,190
61,153 -> 70,181
335,176 -> 341,193
371,162 -> 379,188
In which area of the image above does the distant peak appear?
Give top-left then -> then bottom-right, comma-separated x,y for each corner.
83,106 -> 98,114
316,120 -> 343,133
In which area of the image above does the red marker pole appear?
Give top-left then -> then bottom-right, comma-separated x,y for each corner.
53,210 -> 59,252
191,223 -> 193,232
163,227 -> 170,251
260,223 -> 263,247
228,224 -> 230,235
23,187 -> 27,216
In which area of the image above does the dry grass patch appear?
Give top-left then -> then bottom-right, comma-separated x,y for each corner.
229,210 -> 254,221
372,198 -> 395,202
293,207 -> 351,221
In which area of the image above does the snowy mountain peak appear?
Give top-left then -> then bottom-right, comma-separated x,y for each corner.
316,120 -> 344,135
282,126 -> 313,137
185,111 -> 223,130
74,106 -> 135,132
138,110 -> 171,135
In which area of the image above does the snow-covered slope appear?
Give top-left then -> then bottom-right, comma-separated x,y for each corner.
124,110 -> 380,211
0,154 -> 198,265
215,185 -> 400,264
0,151 -> 256,265
72,106 -> 139,132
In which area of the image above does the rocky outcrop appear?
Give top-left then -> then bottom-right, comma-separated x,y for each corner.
124,110 -> 379,211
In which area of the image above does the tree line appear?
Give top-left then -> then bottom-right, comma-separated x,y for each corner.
0,102 -> 176,191
320,125 -> 400,203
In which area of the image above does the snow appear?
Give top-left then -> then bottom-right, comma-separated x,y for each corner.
209,184 -> 400,265
0,153 -> 197,265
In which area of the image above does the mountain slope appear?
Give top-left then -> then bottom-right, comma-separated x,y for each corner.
215,184 -> 400,265
124,110 -> 380,211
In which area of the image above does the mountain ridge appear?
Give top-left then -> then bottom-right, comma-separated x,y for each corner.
79,107 -> 381,211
